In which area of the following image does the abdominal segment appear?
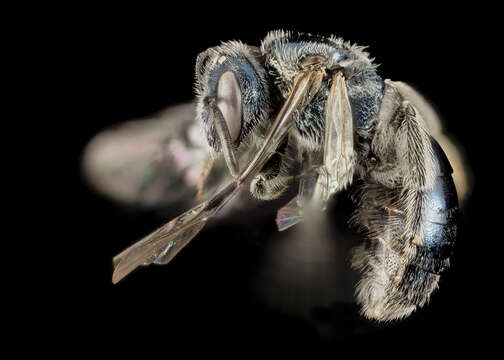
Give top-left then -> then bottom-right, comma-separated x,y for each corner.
350,141 -> 458,321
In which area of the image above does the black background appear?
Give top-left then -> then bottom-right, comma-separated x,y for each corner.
52,5 -> 493,356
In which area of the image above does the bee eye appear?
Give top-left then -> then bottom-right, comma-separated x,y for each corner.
216,71 -> 242,142
195,42 -> 272,152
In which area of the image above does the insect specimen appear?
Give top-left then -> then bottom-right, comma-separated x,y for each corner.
83,30 -> 469,321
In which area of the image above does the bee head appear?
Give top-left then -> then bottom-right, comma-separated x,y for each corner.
195,41 -> 275,153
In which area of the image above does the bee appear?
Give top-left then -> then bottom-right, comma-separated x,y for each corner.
83,30 -> 470,322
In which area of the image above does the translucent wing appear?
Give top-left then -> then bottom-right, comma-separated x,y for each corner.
82,102 -> 228,208
321,72 -> 355,196
391,81 -> 472,205
112,182 -> 239,283
276,72 -> 355,230
275,196 -> 302,231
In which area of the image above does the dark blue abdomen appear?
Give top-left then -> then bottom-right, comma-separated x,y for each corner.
414,138 -> 459,274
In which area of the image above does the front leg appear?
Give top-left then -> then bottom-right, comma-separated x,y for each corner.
250,135 -> 298,200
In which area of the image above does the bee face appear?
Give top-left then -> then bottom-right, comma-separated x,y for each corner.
194,41 -> 275,153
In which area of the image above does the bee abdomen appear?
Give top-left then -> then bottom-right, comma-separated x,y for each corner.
351,138 -> 459,321
395,139 -> 459,305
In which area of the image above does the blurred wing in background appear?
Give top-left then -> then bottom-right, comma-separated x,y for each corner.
82,102 -> 228,209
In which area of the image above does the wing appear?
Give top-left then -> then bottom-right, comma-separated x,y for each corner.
276,72 -> 355,230
112,181 -> 239,283
82,101 -> 228,208
320,72 -> 356,197
390,81 -> 472,205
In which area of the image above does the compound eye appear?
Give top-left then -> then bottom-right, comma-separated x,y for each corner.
216,71 -> 242,143
195,42 -> 271,152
